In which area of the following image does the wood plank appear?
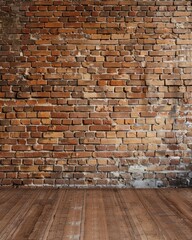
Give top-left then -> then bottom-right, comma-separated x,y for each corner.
0,189 -> 41,240
0,188 -> 191,240
118,189 -> 166,240
0,189 -> 25,220
0,188 -> 14,203
46,189 -> 85,240
101,189 -> 132,240
136,189 -> 192,240
83,190 -> 109,240
159,189 -> 192,230
10,189 -> 61,240
40,189 -> 66,240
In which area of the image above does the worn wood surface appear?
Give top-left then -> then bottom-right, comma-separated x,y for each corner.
0,188 -> 191,240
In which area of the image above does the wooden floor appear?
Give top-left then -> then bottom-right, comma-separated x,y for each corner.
0,188 -> 191,240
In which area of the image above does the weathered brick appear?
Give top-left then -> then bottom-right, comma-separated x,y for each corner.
39,166 -> 53,171
43,132 -> 63,138
38,112 -> 51,118
45,22 -> 63,28
6,126 -> 25,132
34,106 -> 53,111
51,112 -> 68,118
98,166 -> 118,172
76,166 -> 96,172
0,0 -> 190,188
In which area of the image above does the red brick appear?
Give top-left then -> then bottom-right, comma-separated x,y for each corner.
140,112 -> 157,117
98,166 -> 118,172
103,62 -> 121,68
34,106 -> 53,111
51,113 -> 68,118
31,92 -> 50,98
0,152 -> 15,158
51,92 -> 70,98
45,22 -> 63,28
164,93 -> 183,98
6,126 -> 25,132
26,23 -> 44,28
89,126 -> 111,131
0,0 -> 190,188
43,132 -> 63,138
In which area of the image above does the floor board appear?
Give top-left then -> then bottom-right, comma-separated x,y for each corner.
0,188 -> 191,240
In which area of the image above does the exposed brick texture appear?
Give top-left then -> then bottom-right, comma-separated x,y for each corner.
0,0 -> 192,187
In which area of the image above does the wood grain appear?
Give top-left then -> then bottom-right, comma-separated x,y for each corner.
0,189 -> 191,240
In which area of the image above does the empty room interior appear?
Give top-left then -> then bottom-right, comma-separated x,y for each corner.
0,0 -> 192,239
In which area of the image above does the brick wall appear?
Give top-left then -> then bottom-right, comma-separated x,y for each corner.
0,0 -> 192,187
